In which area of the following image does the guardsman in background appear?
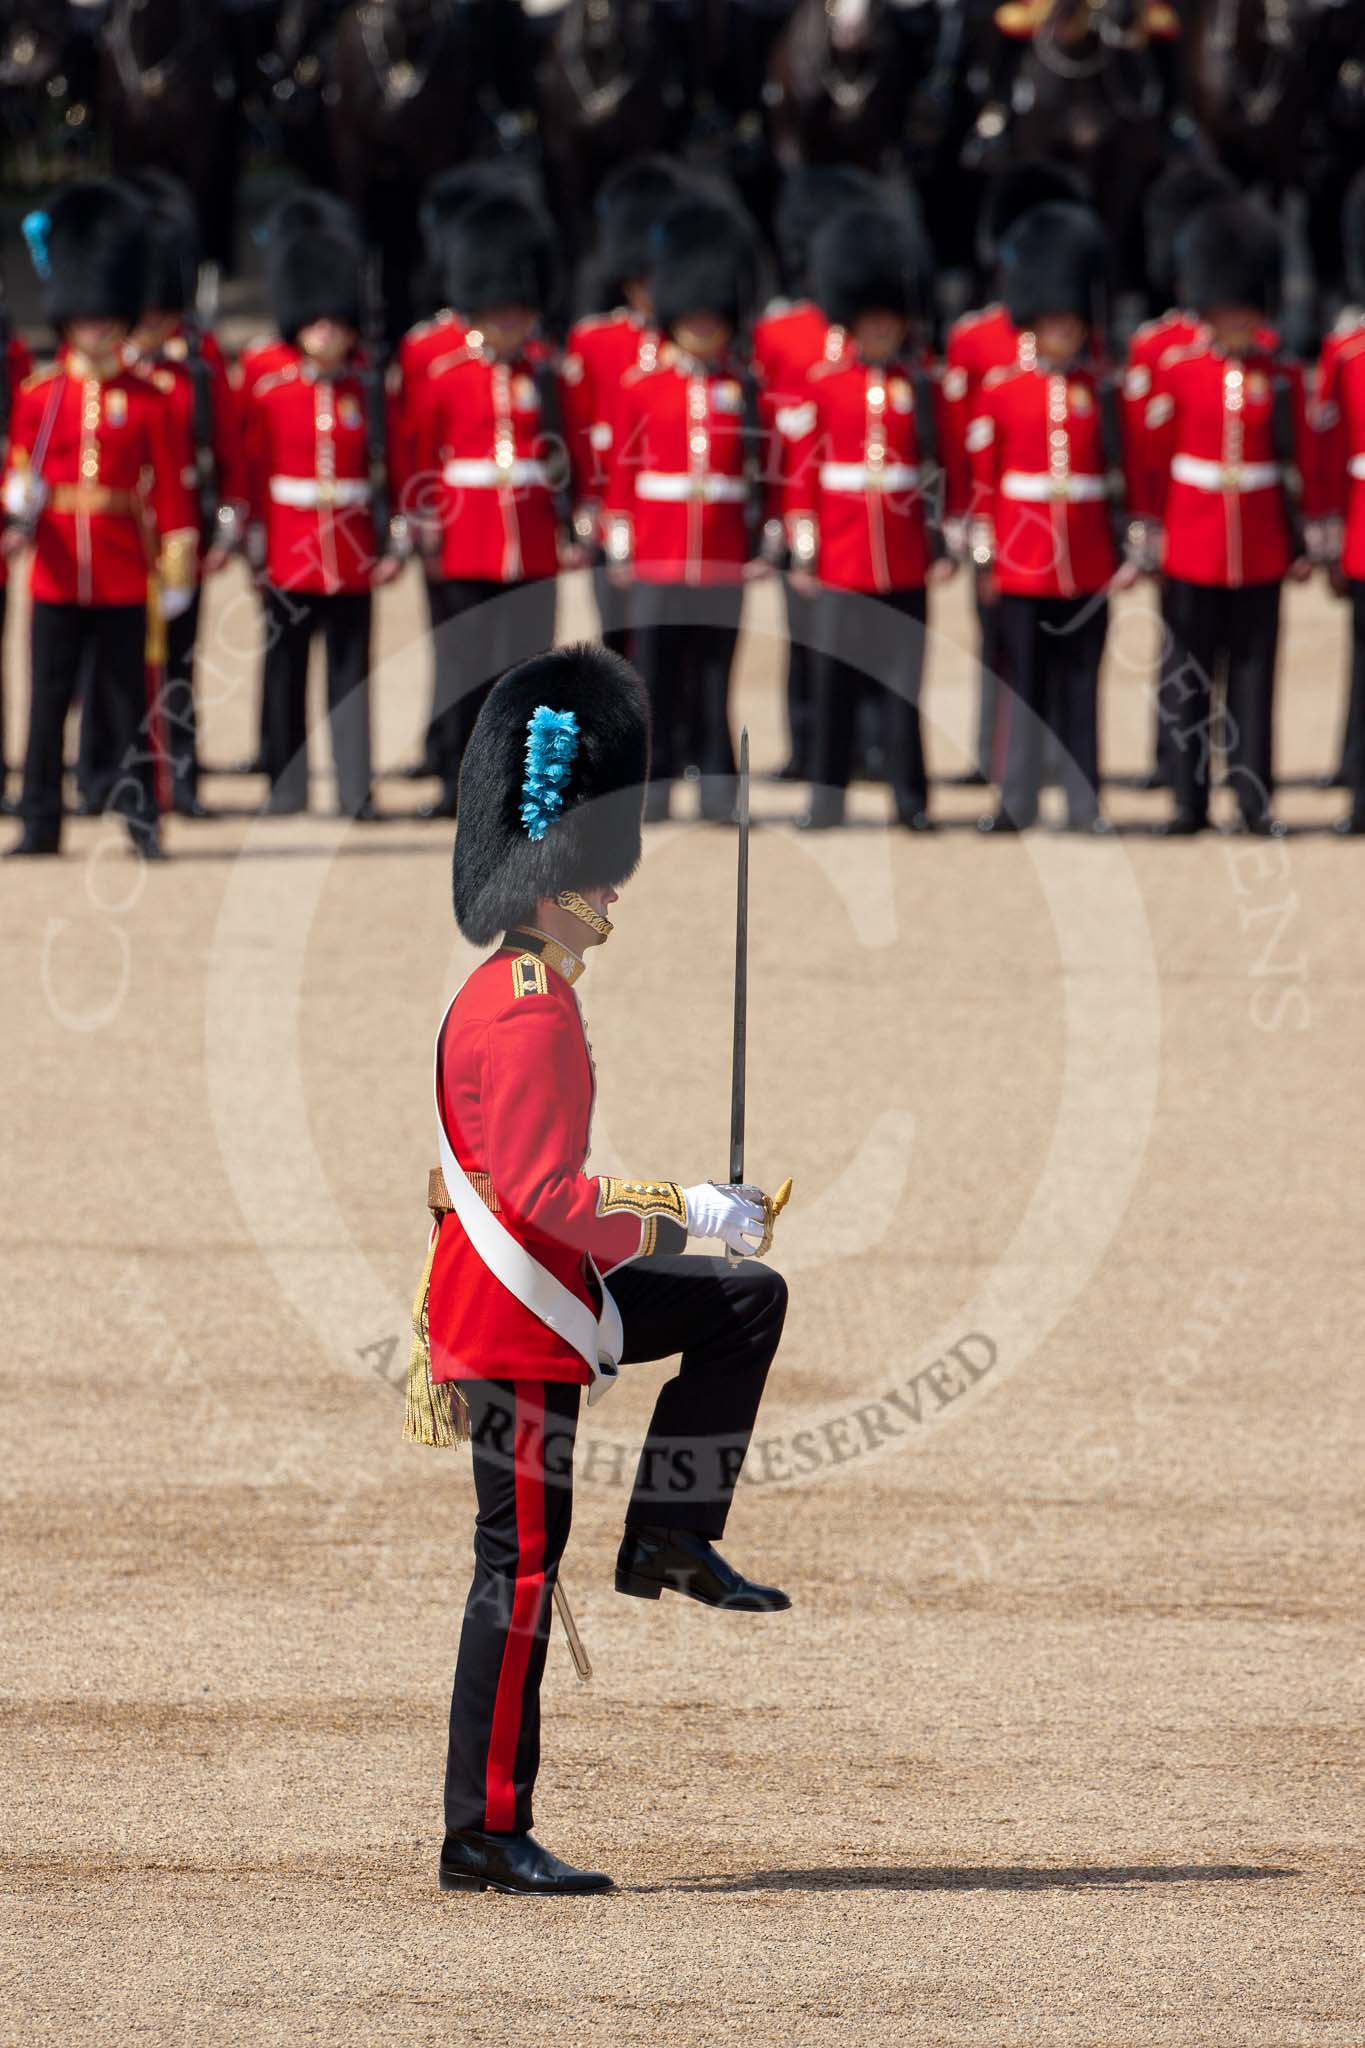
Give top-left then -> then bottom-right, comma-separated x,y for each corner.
782,200 -> 955,831
563,153 -> 687,664
425,644 -> 788,1898
232,188 -> 364,782
241,227 -> 403,820
1124,158 -> 1238,791
1310,216 -> 1365,834
604,194 -> 764,824
1314,165 -> 1365,795
753,166 -> 874,783
411,190 -> 571,821
969,204 -> 1134,835
82,171 -> 242,819
1143,199 -> 1320,837
3,180 -> 197,860
943,160 -> 1084,786
0,272 -> 33,815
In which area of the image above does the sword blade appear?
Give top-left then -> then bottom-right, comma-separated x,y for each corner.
552,1577 -> 592,1683
729,726 -> 750,1188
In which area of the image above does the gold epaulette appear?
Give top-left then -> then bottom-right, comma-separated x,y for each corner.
427,343 -> 477,380
20,363 -> 59,393
982,363 -> 1019,390
510,951 -> 549,999
253,363 -> 300,399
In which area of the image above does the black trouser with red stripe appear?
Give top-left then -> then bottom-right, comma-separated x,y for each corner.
1160,577 -> 1280,827
444,1255 -> 787,1837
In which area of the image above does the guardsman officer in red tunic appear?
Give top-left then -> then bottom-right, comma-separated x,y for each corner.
1311,286 -> 1365,832
411,191 -> 571,821
782,201 -> 955,831
968,204 -> 1135,835
4,181 -> 197,860
241,228 -> 403,820
604,195 -> 764,823
1143,200 -> 1320,836
944,161 -> 1084,785
563,154 -> 687,663
420,644 -> 789,1897
753,166 -> 874,782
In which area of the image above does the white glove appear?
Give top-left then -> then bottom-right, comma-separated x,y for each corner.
159,584 -> 193,621
3,471 -> 48,523
682,1182 -> 767,1257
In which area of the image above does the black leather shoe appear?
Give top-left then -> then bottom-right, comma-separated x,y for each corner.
262,791 -> 307,817
1233,812 -> 1285,839
418,785 -> 459,821
797,789 -> 845,831
896,806 -> 935,832
347,796 -> 380,822
1333,811 -> 1365,836
616,1524 -> 791,1611
75,793 -> 105,819
1156,810 -> 1206,838
5,829 -> 60,858
977,809 -> 1021,835
1063,813 -> 1114,837
131,830 -> 168,861
172,794 -> 213,819
438,1830 -> 613,1897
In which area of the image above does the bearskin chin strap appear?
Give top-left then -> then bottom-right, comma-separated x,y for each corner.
557,890 -> 613,939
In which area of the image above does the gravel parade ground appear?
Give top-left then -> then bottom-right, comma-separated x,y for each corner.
3,563 -> 1362,2046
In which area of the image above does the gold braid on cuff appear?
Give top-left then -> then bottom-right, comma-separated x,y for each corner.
597,1177 -> 688,1224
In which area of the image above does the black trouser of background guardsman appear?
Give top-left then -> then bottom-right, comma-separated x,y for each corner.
262,586 -> 373,816
1336,581 -> 1365,819
425,576 -> 559,805
1160,579 -> 1280,828
444,1255 -> 787,1839
810,586 -> 929,822
631,581 -> 741,819
995,593 -> 1106,829
23,601 -> 158,850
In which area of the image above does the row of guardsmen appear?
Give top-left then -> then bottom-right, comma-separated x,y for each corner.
6,157 -> 1365,857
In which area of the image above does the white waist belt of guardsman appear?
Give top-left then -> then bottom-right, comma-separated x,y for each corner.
432,999 -> 623,1405
1169,455 -> 1281,493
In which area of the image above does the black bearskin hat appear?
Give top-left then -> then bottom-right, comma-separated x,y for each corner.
1143,159 -> 1237,301
127,168 -> 199,315
443,191 -> 558,318
453,644 -> 650,946
419,160 -> 542,257
999,202 -> 1105,329
1175,198 -> 1281,317
811,202 -> 926,330
256,186 -> 359,253
980,158 -> 1087,266
268,228 -> 363,340
28,179 -> 149,331
774,164 -> 882,294
1343,167 -> 1365,306
651,195 -> 758,338
590,155 -> 689,305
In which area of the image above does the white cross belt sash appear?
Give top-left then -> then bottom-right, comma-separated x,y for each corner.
1170,454 -> 1281,494
268,475 -> 372,508
818,460 -> 920,493
635,470 -> 748,503
433,1001 -> 623,1405
1000,470 -> 1109,503
442,457 -> 550,488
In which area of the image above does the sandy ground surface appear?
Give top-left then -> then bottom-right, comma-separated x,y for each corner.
2,561 -> 1363,2048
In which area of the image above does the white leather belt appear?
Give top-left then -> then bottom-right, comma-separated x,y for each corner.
635,470 -> 748,503
1170,454 -> 1281,493
819,461 -> 920,493
1000,470 -> 1108,503
1348,454 -> 1365,481
442,458 -> 550,488
268,476 -> 371,509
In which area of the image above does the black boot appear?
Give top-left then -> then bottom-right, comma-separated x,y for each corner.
1156,809 -> 1206,838
616,1524 -> 791,1611
1334,810 -> 1365,836
797,787 -> 845,831
5,828 -> 61,858
438,1831 -> 613,1897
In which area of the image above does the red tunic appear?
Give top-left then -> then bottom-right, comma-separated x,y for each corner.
1143,341 -> 1318,587
1313,329 -> 1365,577
427,937 -> 687,1386
942,303 -> 1018,525
605,348 -> 753,584
126,325 -> 246,568
415,342 -> 561,583
388,309 -> 467,518
4,359 -> 198,607
241,355 -> 380,594
968,358 -> 1119,597
782,354 -> 946,591
561,308 -> 658,514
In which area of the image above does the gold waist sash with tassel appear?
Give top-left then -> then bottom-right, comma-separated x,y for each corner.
402,1166 -> 498,1447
